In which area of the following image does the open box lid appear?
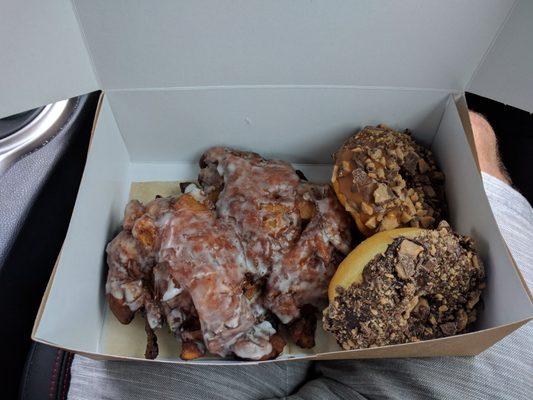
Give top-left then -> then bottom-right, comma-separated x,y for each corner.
1,0 -> 532,119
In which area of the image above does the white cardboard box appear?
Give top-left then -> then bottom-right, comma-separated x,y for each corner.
1,1 -> 531,364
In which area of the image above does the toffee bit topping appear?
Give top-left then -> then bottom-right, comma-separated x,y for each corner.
332,125 -> 446,235
323,221 -> 485,349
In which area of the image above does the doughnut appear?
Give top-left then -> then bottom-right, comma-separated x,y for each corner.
332,124 -> 446,236
323,221 -> 485,350
106,147 -> 353,360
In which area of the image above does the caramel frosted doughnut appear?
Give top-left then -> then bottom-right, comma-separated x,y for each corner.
332,125 -> 446,236
323,221 -> 485,350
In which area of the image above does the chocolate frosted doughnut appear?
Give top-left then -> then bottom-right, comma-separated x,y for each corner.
332,125 -> 446,236
323,221 -> 485,350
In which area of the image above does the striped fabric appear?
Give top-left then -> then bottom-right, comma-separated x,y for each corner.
68,172 -> 532,400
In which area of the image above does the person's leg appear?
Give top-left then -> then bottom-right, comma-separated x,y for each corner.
277,111 -> 533,400
68,357 -> 311,400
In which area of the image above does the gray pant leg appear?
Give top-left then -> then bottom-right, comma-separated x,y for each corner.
68,358 -> 311,400
282,173 -> 533,400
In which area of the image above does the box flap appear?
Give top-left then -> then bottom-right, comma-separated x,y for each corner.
5,1 -> 527,116
107,87 -> 448,163
72,0 -> 513,92
468,0 -> 533,112
0,0 -> 98,118
33,96 -> 130,352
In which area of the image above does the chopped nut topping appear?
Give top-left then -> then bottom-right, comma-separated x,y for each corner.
398,239 -> 424,258
365,216 -> 377,229
392,185 -> 403,197
420,216 -> 435,228
456,309 -> 468,331
439,322 -> 457,336
423,185 -> 436,197
404,197 -> 416,214
369,148 -> 383,161
324,221 -> 485,350
361,201 -> 374,215
374,184 -> 391,204
396,147 -> 405,160
395,262 -> 410,281
418,159 -> 429,174
380,214 -> 399,231
403,296 -> 420,320
400,212 -> 413,223
467,291 -> 481,310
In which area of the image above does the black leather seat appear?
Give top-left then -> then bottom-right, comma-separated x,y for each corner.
20,344 -> 73,400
